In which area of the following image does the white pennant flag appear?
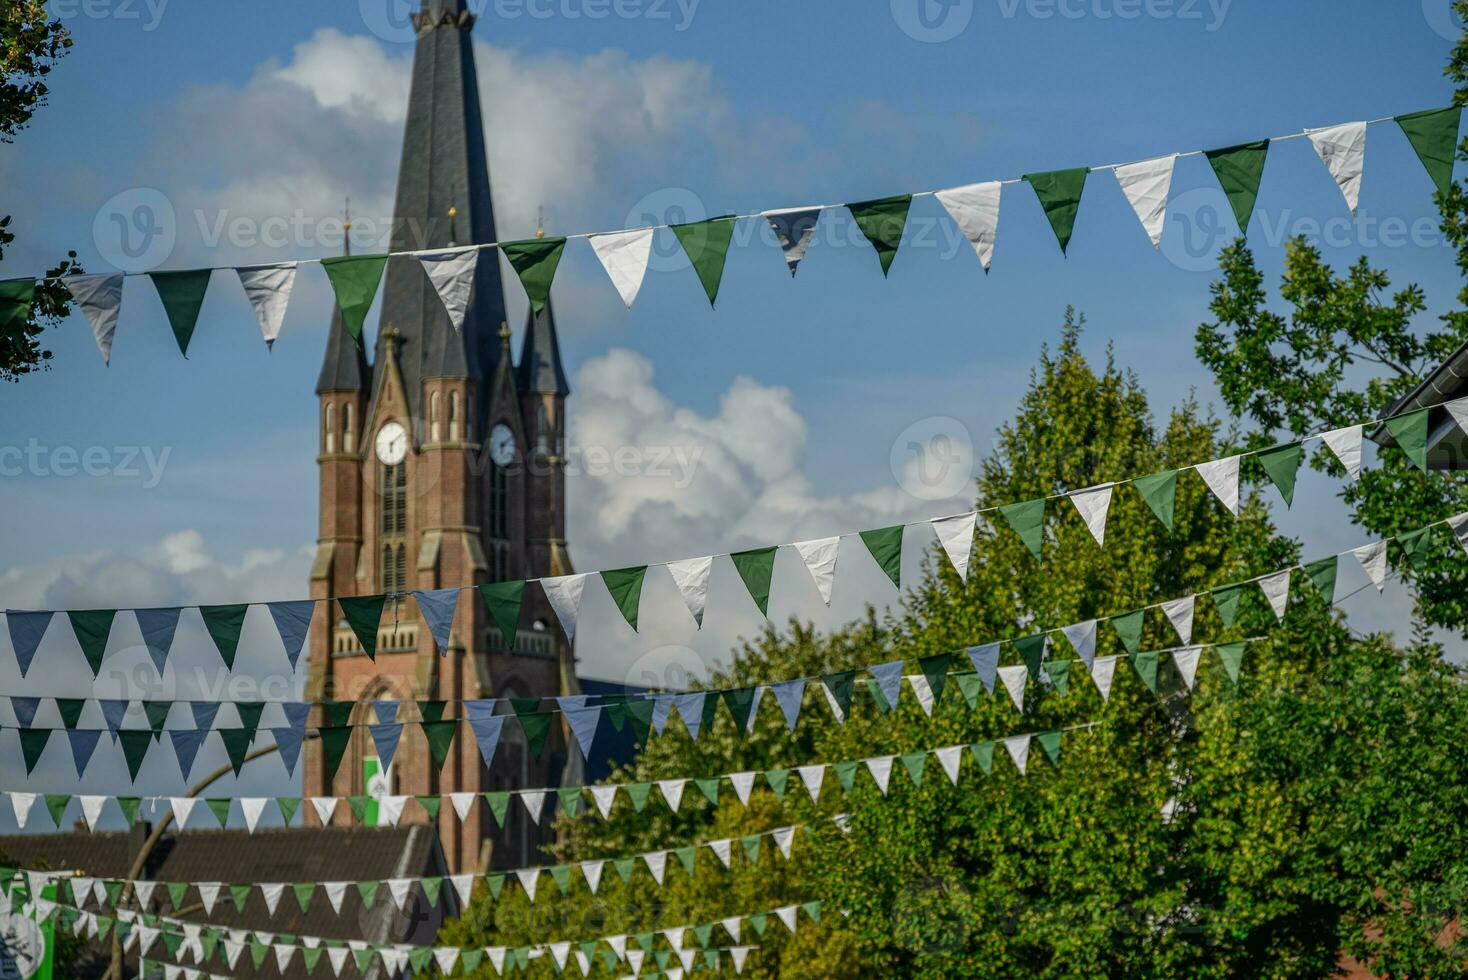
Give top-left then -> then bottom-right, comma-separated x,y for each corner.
1003,734 -> 1031,775
709,839 -> 733,868
907,674 -> 935,716
1161,596 -> 1195,646
1061,619 -> 1097,668
732,946 -> 751,973
274,945 -> 296,973
644,851 -> 668,885
1321,425 -> 1364,480
541,574 -> 588,642
865,756 -> 895,795
327,947 -> 349,976
1258,569 -> 1292,621
793,537 -> 840,605
664,926 -> 687,949
626,950 -> 644,974
730,772 -> 757,807
931,512 -> 977,581
776,905 -> 799,934
1069,484 -> 1114,546
1173,646 -> 1203,690
134,880 -> 157,909
773,826 -> 796,859
258,882 -> 285,915
590,785 -> 618,819
487,947 -> 507,975
197,883 -> 222,915
1353,541 -> 1388,591
449,792 -> 475,822
169,797 -> 199,828
549,942 -> 571,972
666,557 -> 713,628
323,881 -> 348,915
240,797 -> 268,833
797,764 -> 825,802
1196,455 -> 1241,515
1308,122 -> 1368,215
997,664 -> 1027,712
418,248 -> 479,332
581,860 -> 605,895
935,181 -> 1001,271
80,795 -> 107,831
935,745 -> 963,785
386,878 -> 414,911
378,794 -> 407,826
722,917 -> 742,943
515,868 -> 539,902
309,797 -> 339,825
606,934 -> 628,961
520,791 -> 548,824
657,779 -> 687,813
66,273 -> 125,365
1449,512 -> 1468,555
1113,154 -> 1177,248
1091,655 -> 1120,703
435,948 -> 461,975
236,262 -> 297,348
10,793 -> 36,829
449,874 -> 475,909
1447,397 -> 1468,440
589,228 -> 655,308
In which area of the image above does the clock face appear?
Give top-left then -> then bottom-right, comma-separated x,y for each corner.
490,423 -> 516,468
375,421 -> 408,465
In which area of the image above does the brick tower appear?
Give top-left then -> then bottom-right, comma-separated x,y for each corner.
303,0 -> 576,875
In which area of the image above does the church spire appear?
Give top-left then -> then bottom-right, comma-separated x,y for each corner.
315,199 -> 370,394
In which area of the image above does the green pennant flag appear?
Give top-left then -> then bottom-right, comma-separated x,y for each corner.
601,566 -> 647,631
822,671 -> 856,719
834,760 -> 861,795
149,269 -> 212,357
419,699 -> 449,724
517,711 -> 553,759
1212,583 -> 1247,628
484,872 -> 506,899
302,946 -> 323,973
276,796 -> 300,825
1133,469 -> 1178,530
44,795 -> 70,827
103,879 -> 124,906
231,883 -> 254,911
999,498 -> 1046,561
1111,608 -> 1145,655
1396,106 -> 1463,196
67,609 -> 116,676
19,729 -> 50,775
205,798 -> 231,827
674,846 -> 697,876
166,881 -> 188,909
694,777 -> 720,806
613,858 -> 637,885
292,882 -> 315,914
416,795 -> 441,821
918,653 -> 951,700
900,752 -> 927,787
478,581 -> 524,647
848,194 -> 912,275
1258,441 -> 1303,507
730,547 -> 778,617
143,701 -> 171,740
741,835 -> 762,865
722,687 -> 758,733
625,698 -> 654,744
750,913 -> 769,937
421,720 -> 457,771
119,730 -> 151,780
765,768 -> 790,800
1132,651 -> 1160,694
859,525 -> 905,588
337,595 -> 387,659
1043,659 -> 1072,696
501,237 -> 566,314
1400,527 -> 1436,571
56,698 -> 86,731
955,672 -> 985,710
355,879 -> 379,907
1215,641 -> 1246,683
199,603 -> 248,670
320,253 -> 388,346
236,701 -> 265,742
323,701 -> 355,728
410,947 -> 434,972
1013,634 -> 1047,678
557,787 -> 583,818
671,217 -> 737,307
804,900 -> 823,924
1205,140 -> 1270,233
351,949 -> 374,973
1385,408 -> 1430,471
484,792 -> 511,827
250,940 -> 269,970
0,278 -> 36,335
460,950 -> 484,972
218,728 -> 253,776
1023,168 -> 1089,254
1304,555 -> 1339,603
1037,730 -> 1063,765
625,782 -> 653,813
694,923 -> 714,949
319,726 -> 353,783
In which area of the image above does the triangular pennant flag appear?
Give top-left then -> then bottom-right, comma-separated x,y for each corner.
1133,469 -> 1178,530
919,652 -> 951,701
997,664 -> 1027,712
5,610 -> 51,677
199,604 -> 248,669
865,756 -> 895,794
1013,633 -> 1047,678
935,745 -> 963,785
67,610 -> 116,676
218,728 -> 254,777
730,547 -> 778,617
930,512 -> 976,581
564,706 -> 601,761
319,726 -> 353,783
465,705 -> 505,770
1002,735 -> 1031,775
100,698 -> 128,739
1173,646 -> 1203,690
235,262 -> 297,348
1161,596 -> 1195,645
501,238 -> 566,314
67,729 -> 101,778
670,217 -> 737,307
589,228 -> 655,308
414,589 -> 459,654
1091,655 -> 1120,702
1396,106 -> 1463,197
134,608 -> 181,675
999,498 -> 1046,560
1113,154 -> 1176,248
1068,484 -> 1113,546
793,537 -> 840,605
65,273 -> 124,364
1400,526 -> 1436,571
968,643 -> 1000,694
644,851 -> 669,885
848,195 -> 912,275
479,581 -> 524,647
308,796 -> 338,825
259,603 -> 313,673
1212,583 -> 1248,628
600,566 -> 647,631
670,692 -> 706,740
169,729 -> 207,780
169,796 -> 199,829
1307,122 -> 1367,214
1321,426 -> 1363,480
44,794 -> 70,828
19,729 -> 51,775
1304,555 -> 1339,602
540,574 -> 588,642
12,696 -> 40,729
417,247 -> 478,332
859,525 -> 904,588
55,697 -> 85,731
658,779 -> 687,813
1023,168 -> 1089,254
320,254 -> 388,346
1450,512 -> 1468,555
1061,620 -> 1097,668
666,556 -> 712,628
722,687 -> 759,732
1385,409 -> 1430,471
769,679 -> 805,731
899,751 -> 927,787
1205,140 -> 1270,233
1449,397 -> 1468,441
1258,569 -> 1292,621
1196,455 -> 1241,515
1216,641 -> 1247,684
1354,541 -> 1388,592
935,181 -> 1001,271
368,723 -> 403,772
1110,608 -> 1145,656
590,785 -> 618,820
448,791 -> 475,822
763,207 -> 822,276
868,661 -> 905,714
337,596 -> 386,660
1258,442 -> 1304,507
149,270 -> 212,357
80,795 -> 108,832
517,712 -> 552,759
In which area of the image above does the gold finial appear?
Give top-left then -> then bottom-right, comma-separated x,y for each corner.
383,324 -> 400,341
343,196 -> 352,233
447,206 -> 458,220
499,321 -> 511,350
536,206 -> 546,239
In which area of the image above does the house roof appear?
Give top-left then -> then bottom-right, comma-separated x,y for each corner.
1368,339 -> 1468,466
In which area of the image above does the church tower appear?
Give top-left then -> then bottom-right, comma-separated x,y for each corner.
304,0 -> 575,875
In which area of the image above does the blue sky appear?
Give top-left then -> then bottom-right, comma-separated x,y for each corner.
0,1 -> 1463,824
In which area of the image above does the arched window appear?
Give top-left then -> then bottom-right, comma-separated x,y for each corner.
536,403 -> 550,455
430,392 -> 441,442
379,462 -> 407,593
449,392 -> 461,441
343,403 -> 355,453
324,404 -> 336,453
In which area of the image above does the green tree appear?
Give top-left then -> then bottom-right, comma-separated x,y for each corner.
0,0 -> 80,381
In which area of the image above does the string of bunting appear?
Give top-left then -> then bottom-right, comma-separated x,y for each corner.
1,105 -> 1461,364
2,395 -> 1453,683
